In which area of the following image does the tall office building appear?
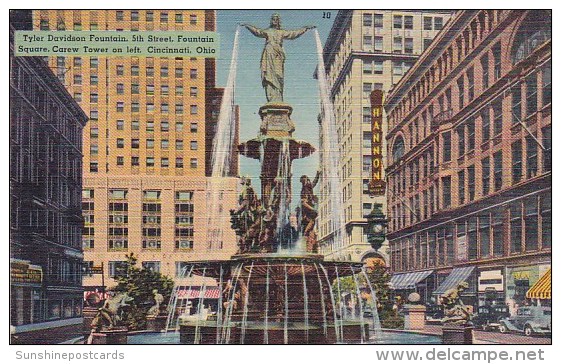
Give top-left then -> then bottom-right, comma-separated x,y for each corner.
33,10 -> 238,290
319,10 -> 452,264
385,10 -> 551,308
10,11 -> 88,343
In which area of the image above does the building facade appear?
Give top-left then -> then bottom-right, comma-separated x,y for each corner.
10,12 -> 88,342
384,10 -> 551,310
319,10 -> 452,264
33,10 -> 238,289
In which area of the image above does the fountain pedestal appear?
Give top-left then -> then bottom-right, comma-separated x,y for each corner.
402,304 -> 426,330
442,323 -> 474,345
82,307 -> 98,338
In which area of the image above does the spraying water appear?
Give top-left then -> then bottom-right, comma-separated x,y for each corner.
206,26 -> 241,251
313,29 -> 346,254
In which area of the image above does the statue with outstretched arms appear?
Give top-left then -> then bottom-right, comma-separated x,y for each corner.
241,13 -> 315,103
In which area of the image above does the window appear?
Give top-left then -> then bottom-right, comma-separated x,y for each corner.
175,12 -> 183,23
175,67 -> 183,78
190,105 -> 198,115
190,158 -> 198,169
492,42 -> 501,80
160,12 -> 168,22
190,87 -> 198,97
109,261 -> 127,278
442,176 -> 451,208
404,16 -> 413,29
467,67 -> 474,101
131,84 -> 139,94
146,139 -> 154,149
90,162 -> 98,172
146,67 -> 154,77
363,61 -> 372,74
131,121 -> 139,131
116,102 -> 124,112
458,170 -> 465,205
481,109 -> 490,143
467,165 -> 475,201
176,157 -> 184,168
423,38 -> 432,50
160,121 -> 169,132
146,11 -> 154,21
434,17 -> 443,30
190,14 -> 197,25
131,102 -> 140,112
74,92 -> 82,102
161,104 -> 169,113
116,83 -> 124,94
526,137 -> 538,178
525,72 -> 538,116
161,139 -> 169,149
457,77 -> 464,109
190,69 -> 198,79
160,67 -> 169,78
524,197 -> 538,251
393,61 -> 403,76
424,17 -> 432,30
363,107 -> 371,124
442,131 -> 451,162
362,83 -> 372,98
540,192 -> 551,249
482,157 -> 490,196
131,65 -> 139,76
116,156 -> 124,166
175,104 -> 184,114
142,262 -> 161,273
481,54 -> 489,89
175,139 -> 184,150
90,93 -> 98,103
492,209 -> 504,256
161,158 -> 169,168
468,218 -> 478,260
374,14 -> 383,28
393,15 -> 402,29
116,65 -> 124,75
363,35 -> 372,48
146,157 -> 155,167
189,123 -> 197,133
510,203 -> 522,253
492,99 -> 502,136
190,141 -> 198,150
73,75 -> 82,85
542,62 -> 551,106
404,38 -> 413,54
466,118 -> 475,151
493,151 -> 503,191
116,138 -> 124,148
479,215 -> 490,258
512,140 -> 522,184
542,125 -> 551,171
175,85 -> 183,95
457,126 -> 465,156
374,36 -> 383,51
393,37 -> 402,53
131,157 -> 139,166
131,139 -> 140,149
90,110 -> 99,120
363,13 -> 372,27
373,60 -> 383,74
90,144 -> 98,155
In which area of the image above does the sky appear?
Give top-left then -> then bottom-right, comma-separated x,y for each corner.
214,10 -> 335,203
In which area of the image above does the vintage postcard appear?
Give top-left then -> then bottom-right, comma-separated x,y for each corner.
9,8 -> 552,353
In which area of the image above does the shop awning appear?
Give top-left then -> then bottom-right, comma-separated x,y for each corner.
389,270 -> 433,290
526,268 -> 551,299
433,266 -> 475,295
177,287 -> 220,299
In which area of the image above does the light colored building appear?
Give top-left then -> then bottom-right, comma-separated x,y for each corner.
34,10 -> 238,289
319,10 -> 452,264
384,10 -> 551,308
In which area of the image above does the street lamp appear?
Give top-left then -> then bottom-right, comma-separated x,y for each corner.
365,203 -> 387,251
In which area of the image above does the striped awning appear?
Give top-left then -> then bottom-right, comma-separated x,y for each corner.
526,268 -> 551,299
433,266 -> 475,295
177,287 -> 220,299
389,270 -> 433,290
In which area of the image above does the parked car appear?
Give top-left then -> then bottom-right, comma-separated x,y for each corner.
472,304 -> 510,331
498,306 -> 551,336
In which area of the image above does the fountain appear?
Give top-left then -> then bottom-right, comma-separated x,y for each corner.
162,14 -> 383,344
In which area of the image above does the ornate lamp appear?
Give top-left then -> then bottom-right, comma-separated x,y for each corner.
365,203 -> 387,251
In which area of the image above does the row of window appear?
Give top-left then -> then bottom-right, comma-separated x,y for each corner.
111,120 -> 198,133
362,13 -> 444,31
39,12 -> 199,31
116,64 -> 198,78
112,138 -> 197,150
101,258 -> 206,278
89,157 -> 198,171
391,192 -> 551,271
82,189 -> 193,201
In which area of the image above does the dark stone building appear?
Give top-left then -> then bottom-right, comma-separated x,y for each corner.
10,11 -> 88,343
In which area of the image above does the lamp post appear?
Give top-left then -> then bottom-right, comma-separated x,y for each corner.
365,203 -> 387,252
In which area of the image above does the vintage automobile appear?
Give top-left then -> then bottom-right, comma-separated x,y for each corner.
472,304 -> 510,331
498,306 -> 551,336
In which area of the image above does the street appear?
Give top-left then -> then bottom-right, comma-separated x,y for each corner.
417,325 -> 551,344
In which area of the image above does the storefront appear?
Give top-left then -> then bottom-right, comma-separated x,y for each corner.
505,264 -> 550,314
526,268 -> 551,306
389,270 -> 435,303
10,259 -> 43,326
477,269 -> 505,306
432,266 -> 477,311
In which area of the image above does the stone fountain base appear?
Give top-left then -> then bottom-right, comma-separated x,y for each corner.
88,327 -> 128,345
442,323 -> 474,344
146,315 -> 168,332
